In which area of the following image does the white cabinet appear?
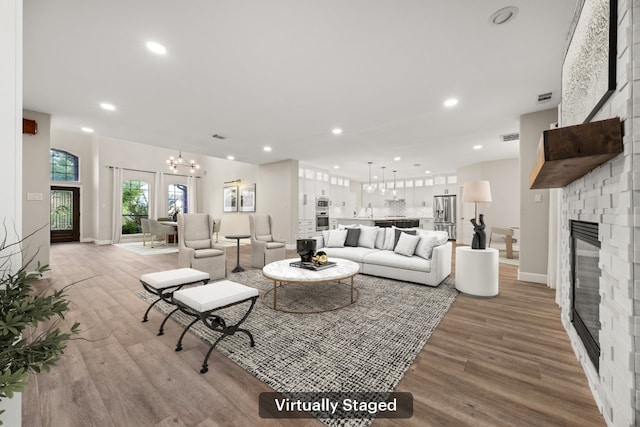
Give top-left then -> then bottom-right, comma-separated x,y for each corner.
433,174 -> 457,196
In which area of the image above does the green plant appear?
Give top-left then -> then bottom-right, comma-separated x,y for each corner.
0,229 -> 79,424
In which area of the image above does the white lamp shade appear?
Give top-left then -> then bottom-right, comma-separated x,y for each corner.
462,180 -> 492,203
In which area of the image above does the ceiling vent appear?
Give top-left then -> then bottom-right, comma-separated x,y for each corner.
500,132 -> 520,142
538,92 -> 553,103
212,134 -> 226,140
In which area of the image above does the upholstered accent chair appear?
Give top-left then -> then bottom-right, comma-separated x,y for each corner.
148,219 -> 177,248
141,218 -> 150,246
178,213 -> 227,281
249,214 -> 286,268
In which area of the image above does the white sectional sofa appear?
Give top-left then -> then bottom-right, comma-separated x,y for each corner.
315,225 -> 452,287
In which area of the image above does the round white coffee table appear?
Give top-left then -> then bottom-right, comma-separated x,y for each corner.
262,258 -> 359,313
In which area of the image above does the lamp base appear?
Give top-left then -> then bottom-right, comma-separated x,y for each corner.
470,214 -> 487,250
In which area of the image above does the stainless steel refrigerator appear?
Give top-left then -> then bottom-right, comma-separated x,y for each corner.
433,195 -> 456,239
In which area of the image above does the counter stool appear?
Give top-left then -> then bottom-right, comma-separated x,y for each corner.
172,280 -> 259,373
140,268 -> 210,335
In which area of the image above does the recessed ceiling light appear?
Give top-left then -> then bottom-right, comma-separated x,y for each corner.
263,146 -> 272,152
394,156 -> 401,161
334,165 -> 340,169
146,41 -> 167,55
100,102 -> 116,111
425,170 -> 431,174
473,145 -> 483,150
444,98 -> 458,107
332,128 -> 343,135
81,127 -> 94,133
489,6 -> 519,25
227,155 -> 235,160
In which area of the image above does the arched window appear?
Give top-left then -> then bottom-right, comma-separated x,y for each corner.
168,184 -> 188,218
50,149 -> 79,181
122,180 -> 149,234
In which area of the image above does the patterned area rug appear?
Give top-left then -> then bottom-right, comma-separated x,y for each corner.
138,270 -> 457,427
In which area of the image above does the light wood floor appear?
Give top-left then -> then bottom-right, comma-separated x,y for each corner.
21,242 -> 605,427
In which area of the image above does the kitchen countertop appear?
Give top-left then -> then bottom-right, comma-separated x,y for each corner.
336,217 -> 433,220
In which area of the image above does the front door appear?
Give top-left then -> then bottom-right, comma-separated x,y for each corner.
50,186 -> 80,243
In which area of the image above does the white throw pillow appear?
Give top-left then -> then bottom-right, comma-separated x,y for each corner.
415,230 -> 449,259
394,232 -> 421,257
326,229 -> 348,247
375,227 -> 385,249
321,230 -> 330,247
382,227 -> 396,250
357,225 -> 379,249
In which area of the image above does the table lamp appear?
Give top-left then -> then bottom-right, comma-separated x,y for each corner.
462,180 -> 492,249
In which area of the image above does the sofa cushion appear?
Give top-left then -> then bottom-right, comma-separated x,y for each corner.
357,225 -> 378,249
363,250 -> 432,272
414,233 -> 440,259
193,248 -> 224,258
266,242 -> 285,249
394,229 -> 417,249
186,239 -> 212,250
382,228 -> 395,250
374,227 -> 386,249
394,232 -> 421,257
344,228 -> 361,247
326,229 -> 348,247
255,234 -> 273,242
323,246 -> 377,263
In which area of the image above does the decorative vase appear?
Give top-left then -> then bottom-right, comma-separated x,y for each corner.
471,214 -> 487,249
296,239 -> 317,263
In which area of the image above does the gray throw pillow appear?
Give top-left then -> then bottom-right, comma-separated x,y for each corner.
344,228 -> 361,247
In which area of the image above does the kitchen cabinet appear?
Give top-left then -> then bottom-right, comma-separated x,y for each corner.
433,174 -> 457,196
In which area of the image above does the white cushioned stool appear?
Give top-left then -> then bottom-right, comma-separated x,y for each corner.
172,280 -> 259,374
140,268 -> 210,335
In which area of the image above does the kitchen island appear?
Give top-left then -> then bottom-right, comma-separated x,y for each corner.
337,217 -> 433,229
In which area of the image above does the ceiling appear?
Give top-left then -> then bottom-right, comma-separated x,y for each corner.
23,0 -> 578,182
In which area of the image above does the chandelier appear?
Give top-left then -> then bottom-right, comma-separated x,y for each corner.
364,161 -> 375,193
380,166 -> 386,195
167,150 -> 200,174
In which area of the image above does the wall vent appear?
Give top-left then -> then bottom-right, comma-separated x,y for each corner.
212,134 -> 226,140
538,92 -> 553,102
500,132 -> 520,142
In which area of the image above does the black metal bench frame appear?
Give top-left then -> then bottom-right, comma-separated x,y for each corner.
172,295 -> 258,373
140,277 -> 209,336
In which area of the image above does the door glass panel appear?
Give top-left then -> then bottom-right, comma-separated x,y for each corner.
51,190 -> 73,231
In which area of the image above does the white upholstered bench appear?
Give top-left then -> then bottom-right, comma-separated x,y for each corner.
172,280 -> 259,374
140,268 -> 210,335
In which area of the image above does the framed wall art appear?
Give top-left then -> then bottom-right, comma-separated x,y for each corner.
561,0 -> 617,126
239,183 -> 256,212
223,186 -> 238,212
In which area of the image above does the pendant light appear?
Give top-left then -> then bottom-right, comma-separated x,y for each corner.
364,161 -> 375,193
392,170 -> 397,199
380,166 -> 386,195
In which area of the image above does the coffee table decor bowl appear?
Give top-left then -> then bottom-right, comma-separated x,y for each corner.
262,257 -> 359,314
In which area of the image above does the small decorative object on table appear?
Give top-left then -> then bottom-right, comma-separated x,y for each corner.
296,238 -> 317,263
471,214 -> 487,250
312,250 -> 328,265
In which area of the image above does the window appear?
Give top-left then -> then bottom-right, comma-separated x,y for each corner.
50,149 -> 79,181
122,180 -> 149,234
168,184 -> 188,218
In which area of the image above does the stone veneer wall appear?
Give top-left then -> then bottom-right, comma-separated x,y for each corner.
558,0 -> 637,425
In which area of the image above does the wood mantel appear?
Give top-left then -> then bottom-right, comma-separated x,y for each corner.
529,117 -> 623,189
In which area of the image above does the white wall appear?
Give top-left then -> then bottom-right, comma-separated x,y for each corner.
258,159 -> 298,244
456,158 -> 520,246
22,110 -> 50,270
519,108 -> 557,283
0,1 -> 22,426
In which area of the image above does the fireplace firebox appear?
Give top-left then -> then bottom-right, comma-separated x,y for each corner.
570,220 -> 601,371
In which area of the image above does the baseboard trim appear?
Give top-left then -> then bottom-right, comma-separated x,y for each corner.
517,271 -> 548,284
94,240 -> 112,246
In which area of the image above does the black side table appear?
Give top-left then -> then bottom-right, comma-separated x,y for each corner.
225,234 -> 251,273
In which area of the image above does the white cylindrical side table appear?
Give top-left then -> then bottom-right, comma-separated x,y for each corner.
455,247 -> 499,297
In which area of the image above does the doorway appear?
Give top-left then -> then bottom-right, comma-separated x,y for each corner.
50,186 -> 80,243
